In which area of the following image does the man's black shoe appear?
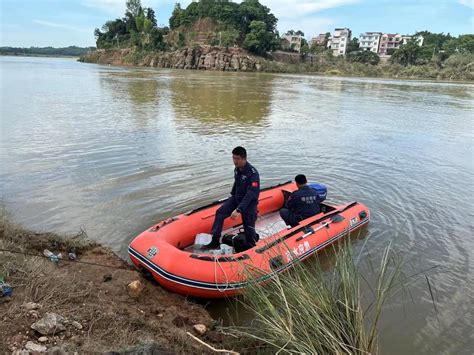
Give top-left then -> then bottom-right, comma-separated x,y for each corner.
200,241 -> 220,250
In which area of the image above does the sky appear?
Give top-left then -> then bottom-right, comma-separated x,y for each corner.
0,0 -> 473,47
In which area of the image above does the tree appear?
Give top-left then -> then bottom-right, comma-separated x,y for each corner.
146,8 -> 157,27
178,32 -> 186,48
455,34 -> 474,54
166,0 -> 279,50
238,0 -> 278,34
416,31 -> 452,51
169,3 -> 183,29
300,39 -> 310,54
310,43 -> 326,54
347,50 -> 380,65
126,0 -> 142,17
143,18 -> 153,33
135,9 -> 145,32
285,30 -> 304,37
124,10 -> 138,33
243,20 -> 277,55
387,48 -> 396,55
346,38 -> 359,54
94,28 -> 101,40
148,28 -> 168,51
390,39 -> 421,66
220,29 -> 240,48
95,18 -> 128,48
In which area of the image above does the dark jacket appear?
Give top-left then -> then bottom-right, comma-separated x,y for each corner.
287,185 -> 320,220
231,162 -> 260,212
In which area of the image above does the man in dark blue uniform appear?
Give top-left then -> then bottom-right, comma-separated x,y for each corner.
280,174 -> 320,227
202,146 -> 260,251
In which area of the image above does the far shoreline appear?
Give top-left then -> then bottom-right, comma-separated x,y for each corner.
3,53 -> 472,85
78,47 -> 474,83
79,55 -> 474,86
1,53 -> 80,59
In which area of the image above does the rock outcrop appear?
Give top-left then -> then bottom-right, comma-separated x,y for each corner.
80,46 -> 265,72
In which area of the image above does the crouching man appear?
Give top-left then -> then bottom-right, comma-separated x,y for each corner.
280,174 -> 320,227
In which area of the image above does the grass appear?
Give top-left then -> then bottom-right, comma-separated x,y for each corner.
229,237 -> 414,354
0,209 -> 220,354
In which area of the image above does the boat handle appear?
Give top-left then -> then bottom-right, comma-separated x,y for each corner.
296,222 -> 330,241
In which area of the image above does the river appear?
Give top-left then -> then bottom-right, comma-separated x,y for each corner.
1,56 -> 473,354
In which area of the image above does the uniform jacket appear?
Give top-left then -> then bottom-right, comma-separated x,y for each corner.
287,185 -> 320,219
231,162 -> 260,212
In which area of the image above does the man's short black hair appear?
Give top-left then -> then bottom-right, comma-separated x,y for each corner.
232,146 -> 247,159
295,174 -> 307,185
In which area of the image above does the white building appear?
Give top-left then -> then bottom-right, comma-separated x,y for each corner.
282,34 -> 304,53
327,28 -> 352,56
378,33 -> 424,55
402,35 -> 424,46
359,32 -> 382,53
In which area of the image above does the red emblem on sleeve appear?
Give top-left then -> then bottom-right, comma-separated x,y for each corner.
252,182 -> 259,187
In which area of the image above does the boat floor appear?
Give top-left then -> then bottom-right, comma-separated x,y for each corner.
223,211 -> 289,240
187,211 -> 289,255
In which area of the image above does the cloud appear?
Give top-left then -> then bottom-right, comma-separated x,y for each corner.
81,0 -> 360,17
260,0 -> 359,38
81,0 -> 165,15
278,16 -> 336,38
458,0 -> 474,10
261,0 -> 360,18
81,0 -> 125,14
33,20 -> 82,32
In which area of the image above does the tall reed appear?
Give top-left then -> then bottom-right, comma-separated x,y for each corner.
233,240 -> 405,354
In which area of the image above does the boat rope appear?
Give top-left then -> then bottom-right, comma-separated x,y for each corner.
214,255 -> 230,293
0,247 -> 130,271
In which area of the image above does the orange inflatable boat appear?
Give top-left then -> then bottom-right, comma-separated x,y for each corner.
128,181 -> 369,298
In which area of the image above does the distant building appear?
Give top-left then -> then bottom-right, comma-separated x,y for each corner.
359,32 -> 382,53
402,35 -> 424,46
378,33 -> 403,55
282,34 -> 304,53
378,33 -> 423,55
311,33 -> 327,46
327,28 -> 352,56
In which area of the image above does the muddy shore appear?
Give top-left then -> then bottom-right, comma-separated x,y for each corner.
0,214 -> 242,354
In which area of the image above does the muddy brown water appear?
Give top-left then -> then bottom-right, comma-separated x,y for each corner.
1,56 -> 473,354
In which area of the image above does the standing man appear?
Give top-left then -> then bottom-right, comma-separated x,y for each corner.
280,174 -> 320,227
202,146 -> 260,251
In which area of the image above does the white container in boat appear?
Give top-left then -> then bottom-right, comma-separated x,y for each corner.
194,233 -> 234,255
195,233 -> 212,246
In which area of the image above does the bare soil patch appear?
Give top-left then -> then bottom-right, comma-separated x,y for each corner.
0,213 -> 238,354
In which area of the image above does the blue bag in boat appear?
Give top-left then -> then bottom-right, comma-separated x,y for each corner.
308,183 -> 327,202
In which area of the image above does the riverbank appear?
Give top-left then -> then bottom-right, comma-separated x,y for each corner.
0,46 -> 94,58
0,211 -> 403,354
80,47 -> 264,72
0,213 -> 238,354
79,47 -> 474,81
0,54 -> 80,58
